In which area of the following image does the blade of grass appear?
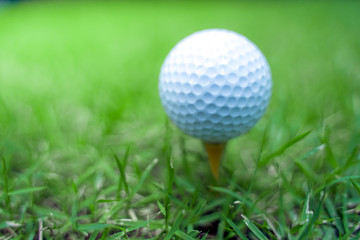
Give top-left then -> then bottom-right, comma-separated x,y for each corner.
162,118 -> 172,154
210,186 -> 259,213
13,159 -> 44,187
315,176 -> 360,194
198,212 -> 222,225
218,192 -> 238,240
217,214 -> 226,240
350,179 -> 360,195
157,200 -> 166,217
260,130 -> 312,166
8,186 -> 46,196
279,172 -> 303,204
298,190 -> 326,239
131,192 -> 159,208
96,199 -> 123,203
293,144 -> 324,183
331,146 -> 359,177
325,198 -> 344,236
71,181 -> 78,230
114,146 -> 130,199
342,186 -> 349,234
200,232 -> 209,240
226,217 -> 249,240
203,198 -> 226,212
242,214 -> 268,240
340,225 -> 357,240
179,135 -> 191,179
175,229 -> 197,240
298,144 -> 325,161
263,215 -> 281,240
116,212 -> 161,238
248,127 -> 268,193
77,223 -> 114,232
323,147 -> 359,186
165,149 -> 174,230
188,230 -> 201,238
33,206 -> 69,220
164,211 -> 183,240
174,176 -> 196,194
182,199 -> 206,226
320,135 -> 338,169
153,184 -> 186,209
328,176 -> 360,186
119,216 -> 162,231
278,180 -> 286,238
1,155 -> 11,217
254,221 -> 278,240
101,228 -> 110,239
130,158 -> 158,199
294,159 -> 319,183
299,192 -> 311,224
89,230 -> 100,240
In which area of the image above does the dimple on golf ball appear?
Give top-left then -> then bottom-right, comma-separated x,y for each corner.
159,29 -> 272,143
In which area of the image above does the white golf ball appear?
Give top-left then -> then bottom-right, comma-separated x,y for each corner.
159,29 -> 272,143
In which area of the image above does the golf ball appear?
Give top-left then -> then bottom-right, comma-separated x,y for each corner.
159,29 -> 272,143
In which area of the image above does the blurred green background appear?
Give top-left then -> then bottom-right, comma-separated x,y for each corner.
0,1 -> 360,239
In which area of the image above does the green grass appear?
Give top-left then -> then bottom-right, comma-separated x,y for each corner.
0,1 -> 360,239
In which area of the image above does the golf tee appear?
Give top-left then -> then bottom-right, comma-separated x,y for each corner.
203,142 -> 226,180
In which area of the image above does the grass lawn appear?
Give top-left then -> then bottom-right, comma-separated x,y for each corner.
0,1 -> 360,239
